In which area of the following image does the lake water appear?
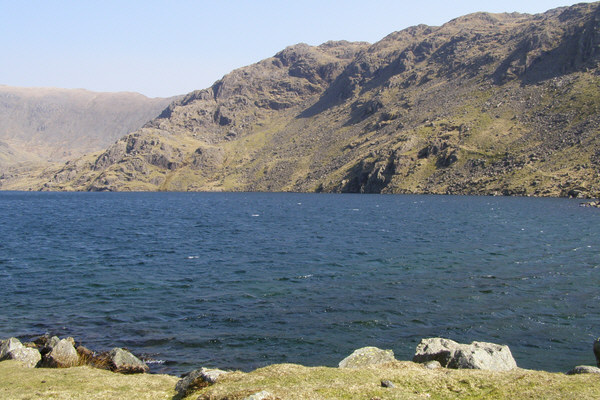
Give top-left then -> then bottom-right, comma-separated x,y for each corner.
0,192 -> 599,375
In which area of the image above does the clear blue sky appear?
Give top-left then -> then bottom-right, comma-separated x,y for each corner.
0,1 -> 594,98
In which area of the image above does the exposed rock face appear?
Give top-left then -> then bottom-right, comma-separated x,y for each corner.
0,337 -> 23,359
104,348 -> 149,374
567,365 -> 600,375
338,346 -> 396,368
175,367 -> 230,396
46,336 -> 61,349
41,338 -> 79,368
4,347 -> 41,368
3,3 -> 600,197
413,338 -> 517,371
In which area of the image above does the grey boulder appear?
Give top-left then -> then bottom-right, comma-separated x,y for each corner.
381,379 -> 395,388
339,346 -> 396,368
5,347 -> 41,368
47,336 -> 61,349
106,348 -> 149,374
413,338 -> 517,371
175,367 -> 230,396
0,337 -> 24,360
567,365 -> 600,375
42,338 -> 79,368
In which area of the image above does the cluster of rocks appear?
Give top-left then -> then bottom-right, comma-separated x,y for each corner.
174,339 -> 521,399
335,337 -> 600,377
4,335 -> 600,398
0,335 -> 148,374
412,338 -> 517,371
579,201 -> 600,208
336,339 -> 518,372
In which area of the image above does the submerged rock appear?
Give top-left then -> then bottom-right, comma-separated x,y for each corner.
175,367 -> 230,396
413,338 -> 517,371
338,346 -> 396,368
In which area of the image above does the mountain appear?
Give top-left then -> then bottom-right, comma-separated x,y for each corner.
0,86 -> 176,169
3,2 -> 600,197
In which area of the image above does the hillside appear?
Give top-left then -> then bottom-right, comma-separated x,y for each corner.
0,86 -> 176,170
2,2 -> 600,197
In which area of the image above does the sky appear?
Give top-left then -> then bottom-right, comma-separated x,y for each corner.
1,1 -> 594,98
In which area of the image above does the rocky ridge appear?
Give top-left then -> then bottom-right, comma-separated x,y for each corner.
2,2 -> 600,196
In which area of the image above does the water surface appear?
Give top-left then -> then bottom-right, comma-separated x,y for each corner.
0,192 -> 598,374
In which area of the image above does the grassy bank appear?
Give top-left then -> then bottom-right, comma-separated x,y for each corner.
2,359 -> 600,400
0,360 -> 178,400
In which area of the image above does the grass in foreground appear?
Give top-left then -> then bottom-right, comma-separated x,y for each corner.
2,360 -> 600,400
0,360 -> 178,400
190,362 -> 600,400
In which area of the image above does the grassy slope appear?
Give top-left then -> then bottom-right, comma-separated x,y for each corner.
0,360 -> 177,400
2,360 -> 600,400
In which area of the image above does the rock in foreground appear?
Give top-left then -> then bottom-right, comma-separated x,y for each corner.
567,365 -> 600,375
41,338 -> 79,368
4,347 -> 41,368
338,346 -> 396,368
104,348 -> 149,374
413,338 -> 517,371
0,337 -> 24,359
175,367 -> 230,397
0,338 -> 41,368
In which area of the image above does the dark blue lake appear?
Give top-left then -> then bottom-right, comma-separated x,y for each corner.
0,192 -> 599,375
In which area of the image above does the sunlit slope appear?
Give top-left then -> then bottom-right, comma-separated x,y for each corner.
4,2 -> 600,197
0,86 -> 176,169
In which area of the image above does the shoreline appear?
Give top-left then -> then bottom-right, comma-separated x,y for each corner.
3,335 -> 600,400
0,188 -> 599,200
0,333 -> 593,377
2,358 -> 600,400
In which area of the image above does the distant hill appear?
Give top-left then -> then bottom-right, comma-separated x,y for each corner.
3,2 -> 600,197
0,86 -> 176,168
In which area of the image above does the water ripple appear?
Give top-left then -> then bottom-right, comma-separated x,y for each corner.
0,192 -> 599,375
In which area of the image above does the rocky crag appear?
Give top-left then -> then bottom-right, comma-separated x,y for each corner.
2,2 -> 600,196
